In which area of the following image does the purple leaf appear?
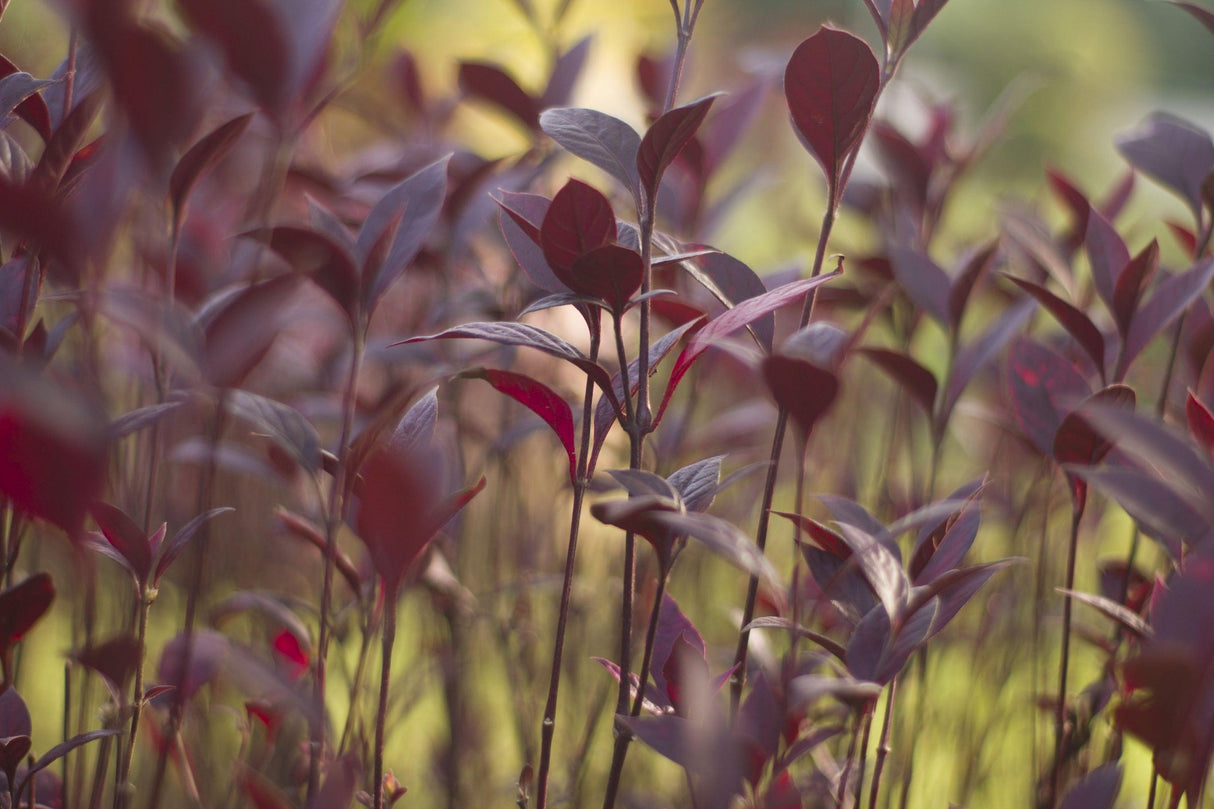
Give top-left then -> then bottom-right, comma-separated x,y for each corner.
1053,384 -> 1136,467
912,506 -> 980,586
834,523 -> 910,626
675,250 -> 772,351
304,752 -> 361,809
943,299 -> 1035,421
254,225 -> 360,321
0,687 -> 30,737
170,113 -> 254,223
1116,112 -> 1214,222
497,193 -> 567,294
858,347 -> 938,418
90,502 -> 153,584
0,55 -> 51,141
0,72 -> 54,131
0,573 -> 54,653
666,455 -> 724,514
637,94 -> 718,203
458,62 -> 539,130
1081,404 -> 1214,504
888,245 -> 951,325
568,243 -> 644,310
1124,258 -> 1214,369
1058,763 -> 1122,809
1072,465 -> 1204,559
657,271 -> 841,425
358,155 -> 452,311
15,729 -> 119,798
784,27 -> 880,201
948,241 -> 997,329
225,390 -> 322,473
539,35 -> 592,109
464,368 -> 576,485
650,510 -> 780,588
539,107 -> 642,196
1057,589 -> 1151,640
761,355 -> 839,438
1188,390 -> 1214,456
388,386 -> 438,457
179,0 -> 289,116
155,508 -> 235,585
912,560 -> 1015,641
1084,207 -> 1130,312
200,274 -> 302,388
1006,275 -> 1106,378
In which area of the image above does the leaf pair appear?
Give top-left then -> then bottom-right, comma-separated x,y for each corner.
87,502 -> 234,591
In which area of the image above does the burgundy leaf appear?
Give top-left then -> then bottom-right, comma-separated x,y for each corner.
495,190 -> 547,244
1053,384 -> 1137,469
948,241 -> 997,329
73,635 -> 143,691
1188,390 -> 1214,457
675,249 -> 773,351
943,299 -> 1035,421
1124,258 -> 1214,370
1058,589 -> 1152,640
774,510 -> 850,558
0,175 -> 82,282
911,504 -> 980,585
464,368 -> 576,485
540,178 -> 617,276
0,573 -> 54,651
0,687 -> 29,737
591,495 -> 683,567
539,35 -> 592,109
1167,1 -> 1214,39
1006,275 -> 1106,378
29,91 -> 102,195
784,27 -> 880,201
155,508 -> 235,585
0,73 -> 54,133
637,94 -> 718,203
834,523 -> 909,626
358,155 -> 451,311
858,347 -> 938,417
1046,166 -> 1091,250
179,0 -> 290,116
1084,207 -> 1130,311
1112,239 -> 1160,338
1073,466 -> 1205,559
458,62 -> 539,130
170,113 -> 254,224
1006,337 -> 1090,457
760,354 -> 839,438
200,274 -> 302,388
108,401 -> 186,440
497,195 -> 567,294
225,389 -> 322,473
539,107 -> 642,195
90,501 -> 153,584
254,225 -> 360,321
566,243 -> 643,310
871,120 -> 930,211
889,245 -> 951,325
700,79 -> 768,174
1116,112 -> 1214,222
657,270 -> 841,425
304,752 -> 361,809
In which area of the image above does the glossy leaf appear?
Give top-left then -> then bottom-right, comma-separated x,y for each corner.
464,368 -> 576,485
540,178 -> 617,276
785,28 -> 880,200
637,94 -> 718,203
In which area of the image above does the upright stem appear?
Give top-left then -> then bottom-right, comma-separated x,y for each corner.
629,572 -> 670,719
312,325 -> 367,797
536,325 -> 601,809
868,681 -> 897,809
373,586 -> 399,809
1048,495 -> 1084,809
114,591 -> 153,809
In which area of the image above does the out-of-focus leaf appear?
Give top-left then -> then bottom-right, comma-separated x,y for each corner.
889,246 -> 950,325
458,61 -> 539,130
1124,258 -> 1214,369
761,355 -> 839,438
1006,275 -> 1105,379
1058,763 -> 1122,809
858,347 -> 937,418
170,113 -> 254,223
1115,112 -> 1214,222
225,390 -> 321,473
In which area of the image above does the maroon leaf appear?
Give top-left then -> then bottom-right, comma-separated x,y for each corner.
912,504 -> 980,585
458,62 -> 539,130
1167,1 -> 1214,39
1006,275 -> 1106,378
254,225 -> 360,321
1112,239 -> 1160,338
1053,384 -> 1137,467
464,368 -> 577,485
857,347 -> 938,417
760,355 -> 839,438
170,113 -> 254,224
943,299 -> 1035,422
657,270 -> 841,424
1006,337 -> 1089,457
637,94 -> 718,203
567,243 -> 644,309
540,178 -> 617,276
200,274 -> 302,388
0,55 -> 51,141
1187,390 -> 1214,457
358,155 -> 451,311
834,523 -> 909,626
676,250 -> 773,351
73,635 -> 143,692
90,501 -> 153,584
948,241 -> 997,329
539,107 -> 642,195
0,687 -> 29,738
889,245 -> 951,325
155,507 -> 235,585
1116,112 -> 1214,222
0,573 -> 54,651
0,370 -> 108,537
304,752 -> 361,809
0,73 -> 54,134
1084,207 -> 1130,311
784,27 -> 880,201
179,0 -> 290,116
1124,258 -> 1214,370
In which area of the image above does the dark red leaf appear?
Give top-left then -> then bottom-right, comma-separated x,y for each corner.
1046,166 -> 1091,251
1124,258 -> 1214,370
858,347 -> 938,417
657,270 -> 841,425
1006,275 -> 1106,378
676,249 -> 773,351
871,119 -> 931,210
304,752 -> 361,809
1112,239 -> 1160,337
0,573 -> 54,650
540,178 -> 617,276
170,113 -> 254,224
73,635 -> 142,691
0,687 -> 30,737
201,274 -> 302,388
784,27 -> 880,200
271,629 -> 309,680
539,107 -> 641,195
637,94 -> 718,203
1053,384 -> 1137,467
254,225 -> 359,321
772,510 -> 849,558
1187,390 -> 1214,457
90,501 -> 153,584
0,175 -> 82,283
458,61 -> 539,130
539,35 -> 592,109
465,368 -> 577,485
567,243 -> 643,309
948,241 -> 997,328
1167,1 -> 1214,39
0,55 -> 51,141
179,0 -> 290,116
1006,337 -> 1090,457
761,355 -> 839,438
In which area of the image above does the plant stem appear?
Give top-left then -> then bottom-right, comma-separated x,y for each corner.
629,572 -> 669,719
114,591 -> 153,809
1048,495 -> 1084,809
869,682 -> 897,809
536,325 -> 600,809
373,585 -> 399,809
